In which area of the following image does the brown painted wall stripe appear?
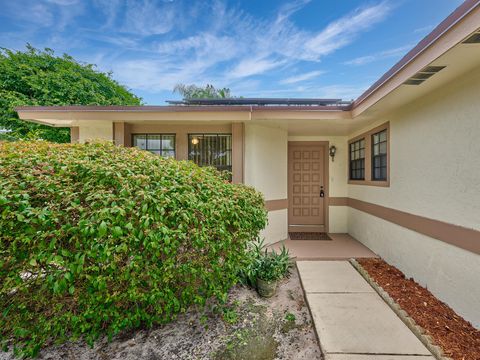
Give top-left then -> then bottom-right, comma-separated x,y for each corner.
265,199 -> 288,212
348,198 -> 480,255
329,197 -> 348,206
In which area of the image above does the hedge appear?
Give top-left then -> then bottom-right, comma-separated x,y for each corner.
0,141 -> 267,357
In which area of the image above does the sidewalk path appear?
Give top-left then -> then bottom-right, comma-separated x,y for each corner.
297,261 -> 435,360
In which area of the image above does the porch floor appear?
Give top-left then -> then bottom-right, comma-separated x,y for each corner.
270,233 -> 377,260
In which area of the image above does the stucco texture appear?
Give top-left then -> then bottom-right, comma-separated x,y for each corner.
78,121 -> 113,143
245,123 -> 288,244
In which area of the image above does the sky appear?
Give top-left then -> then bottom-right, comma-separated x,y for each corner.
0,0 -> 465,105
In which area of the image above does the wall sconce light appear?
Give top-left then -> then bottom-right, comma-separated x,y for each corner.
191,137 -> 199,145
329,145 -> 337,162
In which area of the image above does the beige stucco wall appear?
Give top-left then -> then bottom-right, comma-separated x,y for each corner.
78,121 -> 113,143
347,66 -> 480,327
261,209 -> 288,246
245,123 -> 288,244
288,136 -> 348,233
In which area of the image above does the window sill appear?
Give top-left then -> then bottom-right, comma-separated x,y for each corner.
348,180 -> 390,187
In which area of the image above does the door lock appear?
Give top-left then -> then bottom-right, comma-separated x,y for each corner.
320,186 -> 325,198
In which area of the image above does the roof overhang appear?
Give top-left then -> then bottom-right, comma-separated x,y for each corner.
16,105 -> 352,127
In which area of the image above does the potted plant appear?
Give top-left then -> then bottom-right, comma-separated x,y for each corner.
256,246 -> 292,298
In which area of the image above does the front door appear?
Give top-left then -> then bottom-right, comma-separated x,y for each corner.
288,142 -> 327,232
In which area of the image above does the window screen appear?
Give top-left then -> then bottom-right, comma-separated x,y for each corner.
188,134 -> 232,172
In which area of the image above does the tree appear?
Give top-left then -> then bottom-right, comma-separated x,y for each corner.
0,45 -> 142,142
173,83 -> 231,99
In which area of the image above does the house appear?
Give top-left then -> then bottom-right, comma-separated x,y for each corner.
16,1 -> 480,328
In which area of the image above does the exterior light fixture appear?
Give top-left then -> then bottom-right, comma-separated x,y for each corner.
329,145 -> 337,162
191,137 -> 199,145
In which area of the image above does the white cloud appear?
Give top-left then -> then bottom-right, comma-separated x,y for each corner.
2,0 -> 85,31
93,0 -> 122,28
236,83 -> 368,100
414,25 -> 434,34
104,1 -> 393,91
304,2 -> 392,59
276,0 -> 312,24
4,2 -> 54,26
154,33 -> 238,63
344,45 -> 411,66
122,0 -> 177,35
280,70 -> 324,84
230,57 -> 287,78
46,0 -> 79,5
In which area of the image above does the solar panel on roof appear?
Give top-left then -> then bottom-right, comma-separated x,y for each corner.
166,98 -> 352,106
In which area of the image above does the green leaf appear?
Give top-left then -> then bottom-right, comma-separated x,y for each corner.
98,221 -> 108,237
112,226 -> 123,237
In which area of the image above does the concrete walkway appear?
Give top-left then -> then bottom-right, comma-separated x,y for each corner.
297,261 -> 435,360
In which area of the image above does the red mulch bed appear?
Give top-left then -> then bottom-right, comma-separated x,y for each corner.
357,258 -> 480,360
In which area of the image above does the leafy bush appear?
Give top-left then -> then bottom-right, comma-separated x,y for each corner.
0,141 -> 267,357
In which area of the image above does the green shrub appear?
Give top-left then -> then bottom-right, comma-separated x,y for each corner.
0,141 -> 267,357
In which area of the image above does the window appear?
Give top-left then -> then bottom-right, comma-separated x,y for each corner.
372,129 -> 387,181
188,134 -> 232,172
348,122 -> 389,186
349,138 -> 365,180
132,134 -> 175,158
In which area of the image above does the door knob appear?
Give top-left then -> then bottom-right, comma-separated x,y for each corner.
320,186 -> 325,198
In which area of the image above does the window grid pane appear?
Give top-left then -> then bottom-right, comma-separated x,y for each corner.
349,138 -> 365,180
188,133 -> 232,173
372,129 -> 387,181
132,134 -> 176,158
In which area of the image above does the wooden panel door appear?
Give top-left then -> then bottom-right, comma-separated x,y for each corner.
288,142 -> 327,232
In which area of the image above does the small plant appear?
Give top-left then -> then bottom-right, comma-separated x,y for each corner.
212,301 -> 239,325
250,245 -> 293,298
238,239 -> 292,297
284,313 -> 296,322
222,308 -> 239,325
257,246 -> 293,283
